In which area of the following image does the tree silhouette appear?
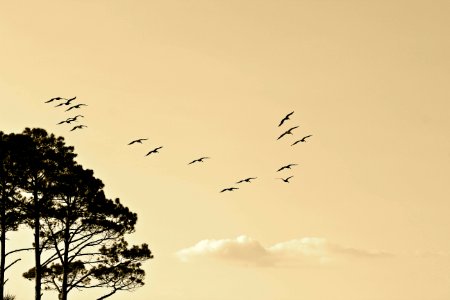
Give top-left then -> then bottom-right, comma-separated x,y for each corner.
0,128 -> 152,299
17,131 -> 151,300
0,132 -> 30,299
18,128 -> 78,300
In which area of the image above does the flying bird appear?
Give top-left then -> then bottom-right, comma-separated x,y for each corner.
70,125 -> 87,131
278,111 -> 294,127
220,187 -> 239,193
69,115 -> 84,122
128,138 -> 148,145
45,97 -> 66,103
54,97 -> 77,107
236,177 -> 257,184
291,135 -> 312,146
277,176 -> 294,183
65,104 -> 87,111
56,118 -> 71,125
57,115 -> 84,125
277,126 -> 299,140
188,157 -> 210,165
145,146 -> 163,156
277,164 -> 297,172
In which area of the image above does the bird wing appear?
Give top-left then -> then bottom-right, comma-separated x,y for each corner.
302,135 -> 312,140
277,132 -> 287,140
278,111 -> 294,127
286,176 -> 294,180
287,126 -> 299,132
278,117 -> 288,127
291,140 -> 300,146
277,166 -> 285,172
65,106 -> 74,112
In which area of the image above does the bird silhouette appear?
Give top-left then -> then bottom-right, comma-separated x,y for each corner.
277,176 -> 294,183
69,115 -> 84,122
277,164 -> 297,172
70,125 -> 87,131
188,157 -> 210,165
277,126 -> 299,140
291,135 -> 312,146
128,138 -> 148,145
54,97 -> 77,107
236,177 -> 257,184
45,97 -> 67,103
57,115 -> 84,125
145,146 -> 163,156
65,104 -> 87,111
278,111 -> 294,127
56,118 -> 71,125
220,187 -> 239,193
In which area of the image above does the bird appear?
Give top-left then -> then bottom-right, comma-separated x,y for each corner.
277,176 -> 294,183
277,126 -> 299,140
145,146 -> 163,156
65,104 -> 87,111
56,115 -> 84,125
277,164 -> 297,172
291,135 -> 312,146
54,97 -> 77,107
188,157 -> 210,165
70,125 -> 87,131
278,111 -> 294,127
220,187 -> 239,193
236,177 -> 257,184
69,115 -> 84,122
128,138 -> 148,145
45,97 -> 67,103
56,118 -> 71,125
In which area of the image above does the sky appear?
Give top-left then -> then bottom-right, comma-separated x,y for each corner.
1,0 -> 450,299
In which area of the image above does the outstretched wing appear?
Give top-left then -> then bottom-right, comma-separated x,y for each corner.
277,131 -> 287,140
278,111 -> 294,127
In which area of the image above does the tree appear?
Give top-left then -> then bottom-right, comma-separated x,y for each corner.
19,128 -> 77,300
21,138 -> 152,299
0,132 -> 31,299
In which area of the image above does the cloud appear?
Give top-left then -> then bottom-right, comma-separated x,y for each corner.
176,235 -> 392,267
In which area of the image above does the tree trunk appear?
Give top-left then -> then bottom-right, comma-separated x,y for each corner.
60,210 -> 71,300
34,189 -> 41,300
0,195 -> 6,300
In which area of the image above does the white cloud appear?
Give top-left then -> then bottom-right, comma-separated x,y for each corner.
176,235 -> 392,267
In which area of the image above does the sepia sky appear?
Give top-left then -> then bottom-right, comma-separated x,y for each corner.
1,0 -> 450,299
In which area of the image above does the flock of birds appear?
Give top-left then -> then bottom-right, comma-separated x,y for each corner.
216,111 -> 312,192
125,110 -> 312,193
44,97 -> 88,131
44,97 -> 312,193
